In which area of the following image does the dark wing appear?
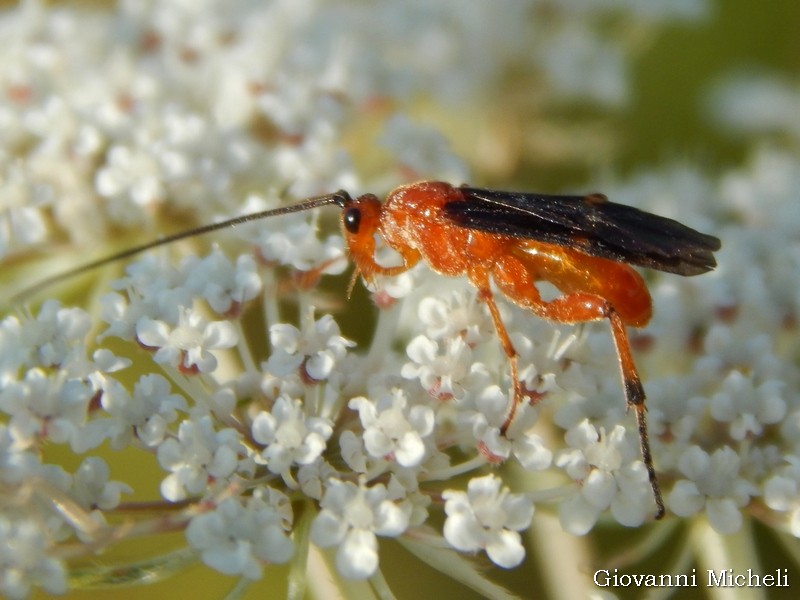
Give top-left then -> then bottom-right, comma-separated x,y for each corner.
444,187 -> 721,275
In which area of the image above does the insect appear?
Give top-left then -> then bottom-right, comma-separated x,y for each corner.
16,181 -> 721,519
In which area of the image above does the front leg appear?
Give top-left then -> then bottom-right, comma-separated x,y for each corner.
349,234 -> 422,282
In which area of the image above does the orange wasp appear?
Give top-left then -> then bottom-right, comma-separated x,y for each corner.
19,181 -> 721,519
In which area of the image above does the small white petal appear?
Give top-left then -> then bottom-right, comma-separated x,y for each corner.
558,494 -> 599,536
373,501 -> 409,537
706,497 -> 743,534
337,529 -> 379,579
485,529 -> 525,568
764,475 -> 797,511
310,511 -> 347,547
668,480 -> 705,517
394,431 -> 425,467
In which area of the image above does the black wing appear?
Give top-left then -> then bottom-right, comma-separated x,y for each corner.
444,187 -> 721,276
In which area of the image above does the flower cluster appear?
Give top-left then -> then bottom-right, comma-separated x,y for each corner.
3,1 -> 799,599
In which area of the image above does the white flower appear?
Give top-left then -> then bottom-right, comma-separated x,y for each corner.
555,420 -> 654,534
709,370 -> 785,440
112,254 -> 189,301
0,161 -> 49,259
339,429 -> 369,474
19,300 -> 91,369
0,517 -> 67,599
417,290 -> 493,346
0,424 -> 41,484
310,478 -> 410,579
95,144 -> 165,224
378,113 -> 468,182
70,457 -> 132,512
136,307 -> 237,374
469,394 -> 553,471
98,266 -> 195,342
251,396 -> 333,474
512,329 -> 571,401
0,369 -> 99,452
257,77 -> 349,140
764,456 -> 800,536
0,316 -> 25,383
186,489 -> 294,579
183,248 -> 262,315
534,24 -> 627,106
297,459 -> 338,501
668,446 -> 757,534
401,335 -> 473,400
247,195 -> 347,273
100,374 -> 187,448
349,388 -> 435,468
646,375 -> 708,455
266,312 -> 354,381
157,416 -> 244,502
442,473 -> 533,568
709,72 -> 800,141
148,104 -> 253,205
717,146 -> 800,231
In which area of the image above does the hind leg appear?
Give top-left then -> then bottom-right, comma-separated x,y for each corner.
487,253 -> 665,519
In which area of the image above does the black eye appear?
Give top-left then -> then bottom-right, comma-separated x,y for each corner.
343,207 -> 361,234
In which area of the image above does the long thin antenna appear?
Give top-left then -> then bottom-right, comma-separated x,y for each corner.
11,190 -> 351,303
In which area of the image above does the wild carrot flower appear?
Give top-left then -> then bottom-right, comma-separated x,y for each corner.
2,1 -> 798,599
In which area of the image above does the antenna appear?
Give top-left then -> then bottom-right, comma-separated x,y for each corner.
11,190 -> 351,303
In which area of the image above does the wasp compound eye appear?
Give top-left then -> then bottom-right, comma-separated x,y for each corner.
343,207 -> 361,234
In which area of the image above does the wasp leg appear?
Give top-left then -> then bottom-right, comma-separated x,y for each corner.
346,244 -> 421,299
490,254 -> 665,519
607,311 -> 665,519
349,237 -> 422,281
475,286 -> 522,436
